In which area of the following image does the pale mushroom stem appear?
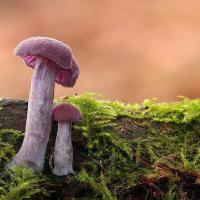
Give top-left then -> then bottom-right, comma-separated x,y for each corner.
53,121 -> 73,176
11,57 -> 58,170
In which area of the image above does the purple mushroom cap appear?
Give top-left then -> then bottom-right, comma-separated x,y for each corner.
56,55 -> 80,87
14,36 -> 80,87
52,104 -> 82,122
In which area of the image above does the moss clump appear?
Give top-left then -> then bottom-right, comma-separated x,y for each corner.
1,93 -> 200,199
0,129 -> 24,171
0,166 -> 49,200
133,96 -> 200,123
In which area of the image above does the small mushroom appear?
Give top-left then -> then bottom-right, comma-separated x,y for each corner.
52,103 -> 82,176
9,37 -> 80,170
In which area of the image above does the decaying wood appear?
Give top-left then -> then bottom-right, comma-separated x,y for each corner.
0,99 -> 28,131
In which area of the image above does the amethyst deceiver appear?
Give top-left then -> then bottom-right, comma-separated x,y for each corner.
9,37 -> 80,170
52,103 -> 82,176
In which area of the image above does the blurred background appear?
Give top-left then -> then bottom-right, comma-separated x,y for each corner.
0,0 -> 200,103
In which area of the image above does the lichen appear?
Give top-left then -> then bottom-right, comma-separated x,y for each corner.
1,93 -> 200,199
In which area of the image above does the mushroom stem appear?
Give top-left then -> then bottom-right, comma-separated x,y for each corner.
11,57 -> 58,170
53,121 -> 73,176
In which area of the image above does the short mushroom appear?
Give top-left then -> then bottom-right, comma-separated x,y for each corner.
52,103 -> 82,176
9,37 -> 80,170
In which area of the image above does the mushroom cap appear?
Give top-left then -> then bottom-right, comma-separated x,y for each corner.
56,55 -> 79,87
14,37 -> 80,87
52,103 -> 82,122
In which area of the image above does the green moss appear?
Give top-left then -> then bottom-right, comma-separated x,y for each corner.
0,166 -> 49,200
0,129 -> 24,171
1,93 -> 200,199
76,170 -> 117,200
132,96 -> 200,123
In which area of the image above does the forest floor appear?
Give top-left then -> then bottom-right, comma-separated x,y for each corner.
1,93 -> 200,200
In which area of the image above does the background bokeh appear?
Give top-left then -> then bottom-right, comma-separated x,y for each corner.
1,0 -> 200,103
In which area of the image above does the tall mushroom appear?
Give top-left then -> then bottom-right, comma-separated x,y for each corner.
9,37 -> 80,170
52,103 -> 82,176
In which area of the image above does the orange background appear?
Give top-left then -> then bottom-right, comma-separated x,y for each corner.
1,0 -> 200,103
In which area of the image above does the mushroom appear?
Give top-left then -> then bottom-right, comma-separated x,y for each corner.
52,103 -> 82,176
9,37 -> 80,170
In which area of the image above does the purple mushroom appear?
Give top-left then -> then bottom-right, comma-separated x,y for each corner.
9,37 -> 80,170
52,103 -> 82,176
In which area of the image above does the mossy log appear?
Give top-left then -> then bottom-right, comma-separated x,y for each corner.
1,95 -> 200,200
0,98 -> 149,175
